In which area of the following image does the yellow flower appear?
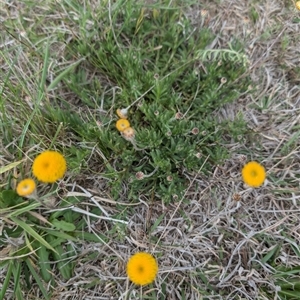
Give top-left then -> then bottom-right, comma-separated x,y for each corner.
32,151 -> 67,183
126,252 -> 158,285
16,178 -> 36,197
296,1 -> 300,11
116,119 -> 130,132
242,161 -> 266,188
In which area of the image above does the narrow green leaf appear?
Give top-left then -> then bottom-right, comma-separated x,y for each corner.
43,229 -> 77,242
291,244 -> 300,258
7,202 -> 41,218
0,261 -> 13,300
10,216 -> 56,253
279,289 -> 300,299
38,40 -> 50,103
149,213 -> 165,234
26,259 -> 50,300
282,284 -> 300,291
197,271 -> 217,293
281,131 -> 300,155
19,40 -> 50,148
261,244 -> 280,264
47,236 -> 72,280
282,233 -> 300,258
73,231 -> 107,243
0,160 -> 24,175
47,237 -> 65,248
12,262 -> 23,300
47,58 -> 85,91
274,266 -> 300,277
37,245 -> 52,283
51,219 -> 76,232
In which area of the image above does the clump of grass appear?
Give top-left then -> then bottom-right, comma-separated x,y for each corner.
61,0 -> 250,203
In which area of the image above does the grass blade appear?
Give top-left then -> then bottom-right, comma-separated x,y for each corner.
19,40 -> 50,148
12,261 -> 23,300
47,58 -> 85,91
0,160 -> 24,175
10,216 -> 56,253
7,202 -> 41,217
37,244 -> 52,283
26,259 -> 51,300
0,261 -> 13,300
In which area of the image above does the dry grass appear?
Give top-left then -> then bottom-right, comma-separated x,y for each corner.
1,0 -> 300,299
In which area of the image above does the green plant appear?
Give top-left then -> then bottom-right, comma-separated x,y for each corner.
261,266 -> 300,300
61,0 -> 251,203
0,189 -> 106,298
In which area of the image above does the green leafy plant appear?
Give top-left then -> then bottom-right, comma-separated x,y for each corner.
0,189 -> 103,298
63,0 -> 250,203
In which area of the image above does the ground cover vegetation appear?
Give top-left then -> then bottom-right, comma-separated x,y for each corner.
1,0 -> 300,299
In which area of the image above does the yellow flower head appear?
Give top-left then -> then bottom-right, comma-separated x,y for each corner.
32,150 -> 67,183
116,119 -> 130,132
242,161 -> 266,188
126,252 -> 158,285
296,1 -> 300,11
16,178 -> 36,197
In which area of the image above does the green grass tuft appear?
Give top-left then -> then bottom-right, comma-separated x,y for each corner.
60,0 -> 251,203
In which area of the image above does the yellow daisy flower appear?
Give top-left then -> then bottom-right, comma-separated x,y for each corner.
116,119 -> 130,132
242,161 -> 266,188
16,178 -> 36,197
126,252 -> 158,286
32,150 -> 67,183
